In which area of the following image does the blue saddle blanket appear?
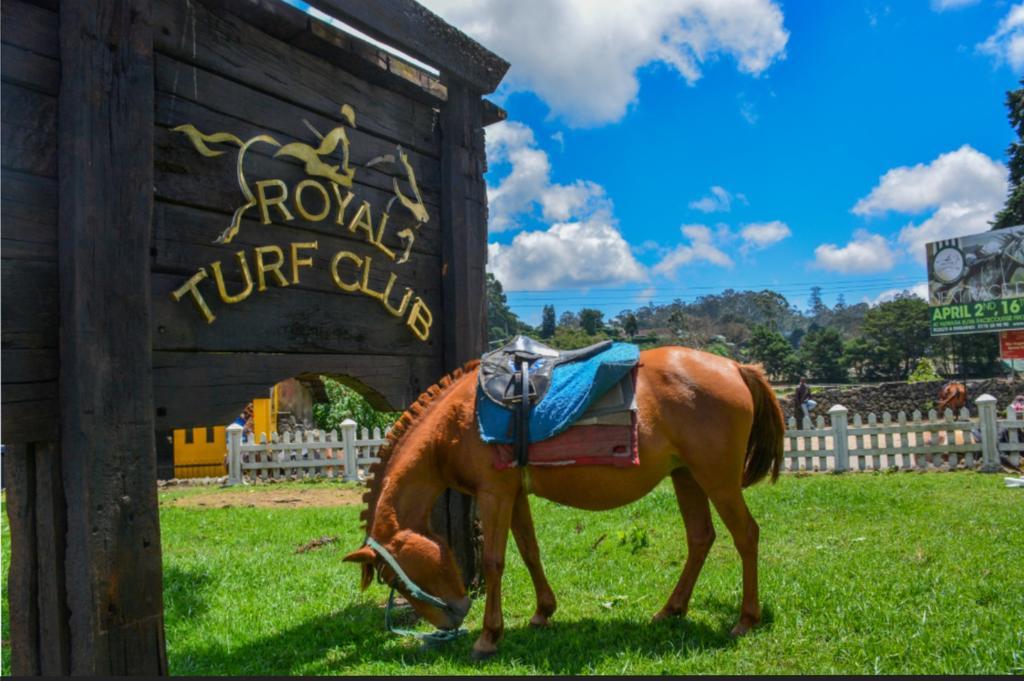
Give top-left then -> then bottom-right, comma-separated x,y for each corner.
477,342 -> 640,444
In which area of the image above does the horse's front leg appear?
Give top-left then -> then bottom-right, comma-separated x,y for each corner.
511,489 -> 557,627
472,489 -> 515,660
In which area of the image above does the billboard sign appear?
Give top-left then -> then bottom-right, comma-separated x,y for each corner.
926,224 -> 1024,335
1000,330 -> 1024,359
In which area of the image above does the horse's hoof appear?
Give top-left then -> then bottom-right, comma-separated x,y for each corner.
470,647 -> 497,662
529,613 -> 551,628
652,608 -> 682,622
729,617 -> 759,637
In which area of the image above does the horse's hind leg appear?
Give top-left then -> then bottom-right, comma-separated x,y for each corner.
705,486 -> 761,636
510,490 -> 557,627
653,467 -> 715,622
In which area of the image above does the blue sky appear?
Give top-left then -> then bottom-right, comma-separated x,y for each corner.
299,0 -> 1023,325
421,0 -> 1022,325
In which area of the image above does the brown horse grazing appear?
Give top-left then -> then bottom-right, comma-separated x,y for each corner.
938,381 -> 967,415
343,347 -> 785,659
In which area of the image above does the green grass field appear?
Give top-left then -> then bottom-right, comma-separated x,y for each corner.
3,472 -> 1023,675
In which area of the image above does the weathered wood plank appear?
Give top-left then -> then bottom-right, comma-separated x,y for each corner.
152,125 -> 441,257
33,440 -> 71,675
0,386 -> 59,443
3,443 -> 40,675
2,348 -> 59,384
151,0 -> 441,157
1,0 -> 58,59
1,82 -> 57,178
152,350 -> 441,429
152,53 -> 442,196
431,80 -> 488,588
152,200 -> 442,294
152,269 -> 441,356
201,0 -> 448,105
59,0 -> 167,673
1,259 -> 59,350
305,0 -> 509,93
0,169 -> 58,261
440,81 -> 487,372
1,42 -> 58,95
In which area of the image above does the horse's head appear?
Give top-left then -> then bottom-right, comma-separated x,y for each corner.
344,529 -> 471,630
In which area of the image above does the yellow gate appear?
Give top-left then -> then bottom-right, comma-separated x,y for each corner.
172,390 -> 278,478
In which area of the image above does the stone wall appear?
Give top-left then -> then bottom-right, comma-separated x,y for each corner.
781,377 -> 1024,421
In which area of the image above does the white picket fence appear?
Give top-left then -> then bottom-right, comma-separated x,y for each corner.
225,418 -> 388,485
224,394 -> 1021,484
784,393 -> 1022,472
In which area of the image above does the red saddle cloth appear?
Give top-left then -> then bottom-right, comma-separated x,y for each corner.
491,370 -> 639,470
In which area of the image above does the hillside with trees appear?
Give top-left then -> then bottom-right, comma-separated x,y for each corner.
486,278 -> 1003,383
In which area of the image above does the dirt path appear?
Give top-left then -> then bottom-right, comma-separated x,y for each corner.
167,486 -> 364,509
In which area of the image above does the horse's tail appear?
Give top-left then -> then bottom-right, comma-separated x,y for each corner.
737,363 -> 785,488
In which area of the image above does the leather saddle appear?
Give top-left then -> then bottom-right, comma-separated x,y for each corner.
478,335 -> 614,468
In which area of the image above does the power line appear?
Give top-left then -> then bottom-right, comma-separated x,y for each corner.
503,283 -> 925,306
502,275 -> 923,294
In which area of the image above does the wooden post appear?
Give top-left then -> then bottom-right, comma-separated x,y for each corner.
57,0 -> 167,674
433,78 -> 488,588
829,404 -> 849,473
977,394 -> 1000,472
341,419 -> 359,482
226,424 -> 244,486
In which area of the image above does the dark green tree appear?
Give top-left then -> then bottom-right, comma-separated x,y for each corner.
807,286 -> 826,317
622,312 -> 639,338
747,325 -> 800,381
579,308 -> 604,335
485,273 -> 531,344
314,378 -> 400,432
540,304 -> 556,338
842,336 -> 878,381
668,309 -> 686,338
993,78 -> 1024,229
558,310 -> 579,328
800,326 -> 846,382
859,295 -> 931,378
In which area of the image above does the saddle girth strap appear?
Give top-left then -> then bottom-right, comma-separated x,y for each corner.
516,358 -> 530,468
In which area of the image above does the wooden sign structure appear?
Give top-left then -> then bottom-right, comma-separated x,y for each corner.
1,0 -> 508,674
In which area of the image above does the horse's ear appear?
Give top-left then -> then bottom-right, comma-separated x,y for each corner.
343,545 -> 375,564
344,546 -> 376,591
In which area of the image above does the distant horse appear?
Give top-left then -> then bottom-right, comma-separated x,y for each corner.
937,381 -> 967,415
343,347 -> 785,659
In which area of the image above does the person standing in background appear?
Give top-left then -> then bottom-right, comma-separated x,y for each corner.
793,378 -> 816,423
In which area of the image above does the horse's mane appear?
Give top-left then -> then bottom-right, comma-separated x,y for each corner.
360,360 -> 480,533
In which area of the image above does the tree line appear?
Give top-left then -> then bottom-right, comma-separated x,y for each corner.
488,276 -> 1004,383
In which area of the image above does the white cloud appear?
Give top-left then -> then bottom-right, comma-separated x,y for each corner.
739,220 -> 791,253
812,231 -> 897,274
978,3 -> 1024,71
931,0 -> 981,11
851,145 -> 1008,262
484,120 -> 645,289
737,92 -> 759,124
422,0 -> 789,127
487,218 -> 647,290
853,145 -> 1006,216
540,181 -> 608,222
486,120 -> 612,233
653,224 -> 734,276
870,283 -> 929,305
689,185 -> 745,213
